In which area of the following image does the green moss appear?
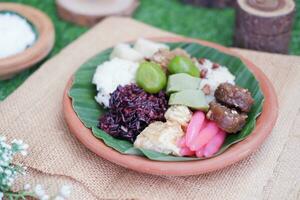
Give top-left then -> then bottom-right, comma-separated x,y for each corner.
290,0 -> 300,55
0,0 -> 299,100
134,0 -> 235,46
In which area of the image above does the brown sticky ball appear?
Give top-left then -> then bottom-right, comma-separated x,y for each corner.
207,102 -> 248,133
99,84 -> 168,142
215,83 -> 254,113
212,63 -> 220,69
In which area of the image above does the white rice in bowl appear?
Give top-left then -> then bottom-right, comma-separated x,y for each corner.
0,13 -> 36,59
92,58 -> 139,107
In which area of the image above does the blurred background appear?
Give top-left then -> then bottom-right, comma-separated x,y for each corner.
0,0 -> 299,100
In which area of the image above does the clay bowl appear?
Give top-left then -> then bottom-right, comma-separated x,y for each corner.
63,37 -> 278,176
0,3 -> 55,80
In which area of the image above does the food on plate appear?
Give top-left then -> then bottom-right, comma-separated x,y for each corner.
92,58 -> 138,107
99,84 -> 168,142
195,147 -> 205,158
180,147 -> 195,156
168,90 -> 209,110
136,61 -> 167,94
150,48 -> 190,71
134,121 -> 184,156
185,111 -> 206,147
90,39 -> 256,158
164,105 -> 192,127
189,121 -> 220,151
134,105 -> 192,156
133,38 -> 169,58
215,83 -> 254,112
207,101 -> 248,133
206,83 -> 254,133
168,56 -> 200,77
196,58 -> 235,102
178,110 -> 226,158
0,12 -> 36,59
110,43 -> 143,62
166,73 -> 201,94
202,130 -> 226,158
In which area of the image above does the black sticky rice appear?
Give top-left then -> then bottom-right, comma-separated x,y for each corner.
99,84 -> 168,142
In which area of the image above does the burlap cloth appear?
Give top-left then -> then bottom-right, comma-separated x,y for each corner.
0,17 -> 300,200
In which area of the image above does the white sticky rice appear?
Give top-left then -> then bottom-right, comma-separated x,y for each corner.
110,43 -> 143,62
92,58 -> 139,107
133,38 -> 169,58
196,59 -> 235,102
0,13 -> 36,59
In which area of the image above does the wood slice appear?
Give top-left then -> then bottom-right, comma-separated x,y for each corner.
182,0 -> 235,8
56,0 -> 139,27
235,28 -> 291,53
234,0 -> 295,54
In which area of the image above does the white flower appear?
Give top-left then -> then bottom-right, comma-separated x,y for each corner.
0,160 -> 8,167
0,136 -> 72,200
24,183 -> 31,190
0,136 -> 6,142
20,150 -> 28,156
5,169 -> 12,176
1,154 -> 9,162
59,184 -> 72,198
54,196 -> 65,200
12,139 -> 23,145
0,137 -> 28,192
34,184 -> 46,198
41,194 -> 50,200
22,143 -> 29,150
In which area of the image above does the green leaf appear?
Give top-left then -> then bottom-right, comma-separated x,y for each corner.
69,42 -> 264,161
92,127 -> 143,155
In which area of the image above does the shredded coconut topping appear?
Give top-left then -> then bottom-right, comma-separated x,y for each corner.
0,13 -> 36,59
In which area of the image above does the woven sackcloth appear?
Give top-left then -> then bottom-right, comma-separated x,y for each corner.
0,17 -> 299,199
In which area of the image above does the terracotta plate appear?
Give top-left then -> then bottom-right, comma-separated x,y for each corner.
63,37 -> 278,176
0,3 -> 55,80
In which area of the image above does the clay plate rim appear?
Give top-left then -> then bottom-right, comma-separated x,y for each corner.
0,3 -> 55,79
63,37 -> 279,176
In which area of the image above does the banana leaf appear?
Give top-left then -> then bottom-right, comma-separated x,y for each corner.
69,42 -> 264,161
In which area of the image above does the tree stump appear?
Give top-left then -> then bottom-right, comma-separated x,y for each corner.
56,0 -> 139,27
182,0 -> 236,8
234,0 -> 295,54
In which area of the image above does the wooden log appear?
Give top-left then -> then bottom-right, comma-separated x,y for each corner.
56,0 -> 139,27
234,0 -> 295,54
235,28 -> 291,53
182,0 -> 235,8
